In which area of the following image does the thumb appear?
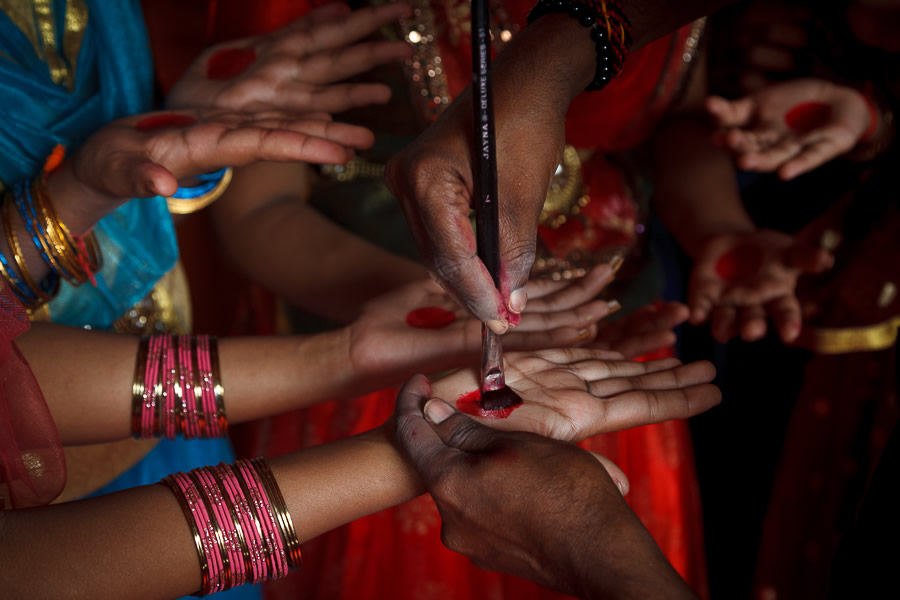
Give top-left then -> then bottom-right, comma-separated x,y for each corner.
705,94 -> 756,128
422,398 -> 504,454
588,452 -> 630,496
394,375 -> 457,486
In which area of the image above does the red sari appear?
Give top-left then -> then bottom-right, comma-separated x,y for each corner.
142,1 -> 707,598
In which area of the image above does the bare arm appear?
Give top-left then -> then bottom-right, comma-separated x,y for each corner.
0,424 -> 419,600
210,161 -> 425,323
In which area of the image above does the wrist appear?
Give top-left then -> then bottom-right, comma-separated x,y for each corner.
43,158 -> 121,235
847,84 -> 895,162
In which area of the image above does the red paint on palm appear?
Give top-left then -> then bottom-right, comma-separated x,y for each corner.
405,307 -> 457,329
206,47 -> 258,80
134,114 -> 198,132
784,101 -> 831,133
715,244 -> 764,281
456,388 -> 522,418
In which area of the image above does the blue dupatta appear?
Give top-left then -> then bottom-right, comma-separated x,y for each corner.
0,0 -> 177,329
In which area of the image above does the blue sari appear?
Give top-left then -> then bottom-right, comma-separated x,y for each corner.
0,4 -> 254,597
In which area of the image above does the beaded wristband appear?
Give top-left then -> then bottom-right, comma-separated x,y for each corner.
527,0 -> 632,91
163,460 -> 301,596
132,335 -> 226,439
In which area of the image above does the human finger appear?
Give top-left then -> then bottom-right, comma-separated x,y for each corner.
565,357 -> 684,381
524,263 -> 614,308
530,347 -> 625,364
587,452 -> 630,495
502,324 -> 597,351
422,398 -> 512,454
585,360 -> 717,397
393,375 -> 456,483
784,243 -> 833,274
738,304 -> 768,341
777,133 -> 855,180
705,95 -> 756,128
277,40 -> 412,85
766,295 -> 802,343
278,3 -> 413,55
687,275 -> 724,325
592,384 -> 722,433
514,300 -> 612,333
740,133 -> 807,171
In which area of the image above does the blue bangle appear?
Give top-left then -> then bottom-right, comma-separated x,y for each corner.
13,180 -> 74,281
171,168 -> 230,199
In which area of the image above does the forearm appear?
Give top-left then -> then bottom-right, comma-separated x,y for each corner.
217,197 -> 424,322
652,116 -> 754,258
16,323 -> 366,445
211,162 -> 425,322
0,426 -> 422,599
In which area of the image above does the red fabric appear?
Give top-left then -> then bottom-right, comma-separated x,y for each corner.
0,283 -> 66,509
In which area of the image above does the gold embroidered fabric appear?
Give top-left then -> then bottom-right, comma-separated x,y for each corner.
28,262 -> 193,335
0,0 -> 88,90
794,315 -> 900,354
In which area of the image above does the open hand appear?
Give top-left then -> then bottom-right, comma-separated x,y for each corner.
589,301 -> 690,359
71,108 -> 373,202
707,78 -> 872,180
166,3 -> 413,115
688,229 -> 832,343
421,348 -> 720,443
349,265 -> 618,385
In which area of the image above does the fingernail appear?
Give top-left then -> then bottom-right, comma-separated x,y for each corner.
606,300 -> 621,315
486,319 -> 508,335
424,399 -> 455,424
575,328 -> 591,342
509,288 -> 527,314
616,480 -> 627,496
608,254 -> 624,274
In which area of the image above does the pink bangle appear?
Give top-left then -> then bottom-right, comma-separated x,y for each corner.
163,460 -> 301,594
235,459 -> 286,578
192,468 -> 240,590
172,471 -> 223,594
208,466 -> 251,586
196,336 -> 218,437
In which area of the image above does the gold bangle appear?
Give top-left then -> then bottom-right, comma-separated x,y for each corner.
132,337 -> 150,437
209,336 -> 227,434
166,168 -> 234,215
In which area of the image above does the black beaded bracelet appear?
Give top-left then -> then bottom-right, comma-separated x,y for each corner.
527,0 -> 633,91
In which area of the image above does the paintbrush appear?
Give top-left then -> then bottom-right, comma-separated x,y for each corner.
471,0 -> 513,406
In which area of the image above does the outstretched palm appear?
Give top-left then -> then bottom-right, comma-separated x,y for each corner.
429,348 -> 721,443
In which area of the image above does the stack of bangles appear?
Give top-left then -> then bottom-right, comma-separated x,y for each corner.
132,334 -> 226,439
0,177 -> 102,308
527,0 -> 632,91
162,458 -> 302,594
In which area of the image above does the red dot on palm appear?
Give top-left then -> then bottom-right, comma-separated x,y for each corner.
784,101 -> 831,133
406,307 -> 456,329
715,244 -> 764,281
456,389 -> 522,419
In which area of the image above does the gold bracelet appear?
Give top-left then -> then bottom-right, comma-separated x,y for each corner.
166,168 -> 233,215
